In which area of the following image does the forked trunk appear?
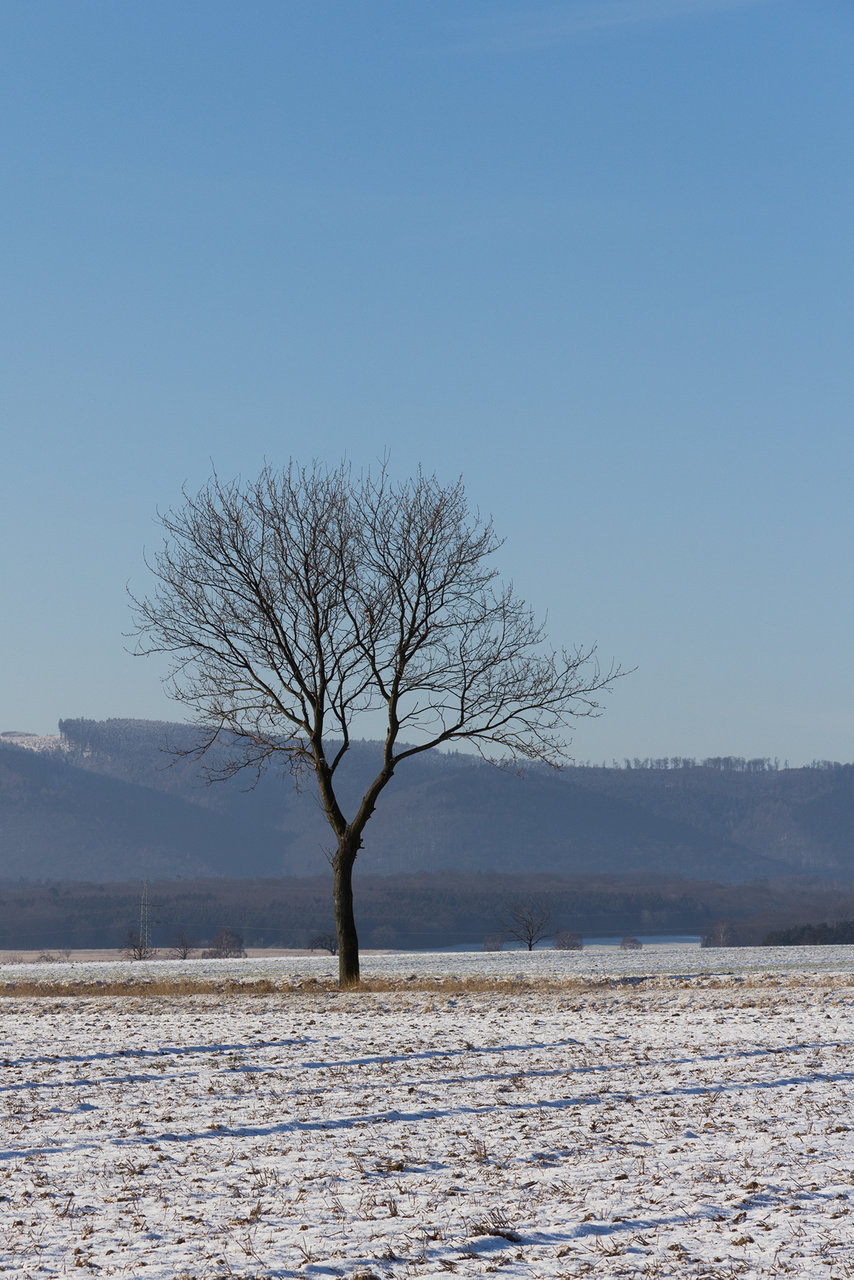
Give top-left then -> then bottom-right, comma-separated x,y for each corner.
333,840 -> 360,988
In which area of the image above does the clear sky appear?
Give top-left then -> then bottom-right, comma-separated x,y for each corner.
2,0 -> 852,765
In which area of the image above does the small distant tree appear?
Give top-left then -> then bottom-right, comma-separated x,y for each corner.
202,928 -> 246,958
620,935 -> 642,950
171,931 -> 198,959
309,932 -> 338,955
702,920 -> 733,948
482,934 -> 505,952
553,930 -> 583,951
122,929 -> 155,961
505,900 -> 552,951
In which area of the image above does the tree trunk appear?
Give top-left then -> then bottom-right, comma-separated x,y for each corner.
333,839 -> 360,988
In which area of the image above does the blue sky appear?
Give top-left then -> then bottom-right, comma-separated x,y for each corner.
2,0 -> 852,764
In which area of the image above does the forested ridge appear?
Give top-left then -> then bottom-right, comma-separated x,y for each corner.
2,719 -> 854,947
1,719 -> 852,886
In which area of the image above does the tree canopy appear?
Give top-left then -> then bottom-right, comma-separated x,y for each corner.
133,460 -> 623,984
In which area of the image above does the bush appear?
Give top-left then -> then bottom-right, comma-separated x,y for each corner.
553,930 -> 583,950
202,928 -> 246,958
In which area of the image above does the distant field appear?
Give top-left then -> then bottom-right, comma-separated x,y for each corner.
1,948 -> 852,1277
1,942 -> 853,991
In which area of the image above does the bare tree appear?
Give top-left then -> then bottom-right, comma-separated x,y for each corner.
132,460 -> 623,987
309,932 -> 338,955
202,927 -> 247,958
702,920 -> 733,948
504,900 -> 552,951
122,929 -> 155,961
554,930 -> 583,950
171,931 -> 198,959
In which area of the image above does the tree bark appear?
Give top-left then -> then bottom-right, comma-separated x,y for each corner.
333,838 -> 360,988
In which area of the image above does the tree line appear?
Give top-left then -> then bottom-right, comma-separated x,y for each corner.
760,920 -> 854,946
2,872 -> 853,953
579,757 -> 850,773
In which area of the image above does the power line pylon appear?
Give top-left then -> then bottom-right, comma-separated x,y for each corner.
139,879 -> 151,955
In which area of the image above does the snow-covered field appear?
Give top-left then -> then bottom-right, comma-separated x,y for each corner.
2,947 -> 853,1278
3,940 -> 854,989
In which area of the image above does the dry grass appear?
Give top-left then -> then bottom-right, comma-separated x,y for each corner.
0,970 -> 851,999
0,976 -> 285,998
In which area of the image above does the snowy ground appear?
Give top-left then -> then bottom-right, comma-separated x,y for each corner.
3,941 -> 854,989
0,732 -> 63,752
1,948 -> 853,1278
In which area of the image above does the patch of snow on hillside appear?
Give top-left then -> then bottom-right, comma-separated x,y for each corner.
0,730 -> 63,752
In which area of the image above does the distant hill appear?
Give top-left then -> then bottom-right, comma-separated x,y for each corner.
1,719 -> 853,886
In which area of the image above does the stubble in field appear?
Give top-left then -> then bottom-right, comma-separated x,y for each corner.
1,977 -> 852,1278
